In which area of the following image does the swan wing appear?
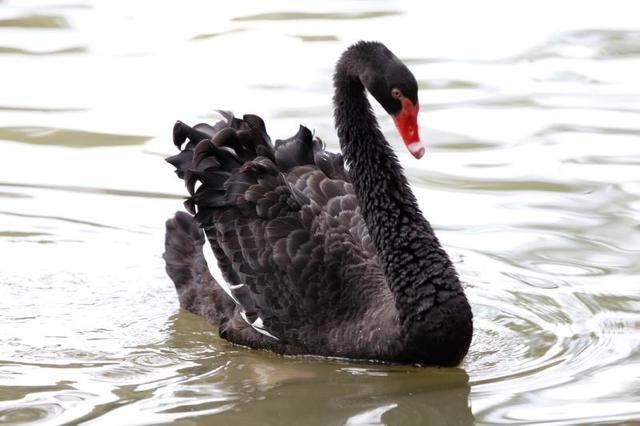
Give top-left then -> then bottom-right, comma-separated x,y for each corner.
167,114 -> 379,344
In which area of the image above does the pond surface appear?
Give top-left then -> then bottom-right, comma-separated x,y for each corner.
1,1 -> 639,424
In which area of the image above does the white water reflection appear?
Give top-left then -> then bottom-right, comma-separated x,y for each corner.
1,0 -> 639,424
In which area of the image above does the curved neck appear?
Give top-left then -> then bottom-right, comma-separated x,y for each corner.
333,47 -> 462,327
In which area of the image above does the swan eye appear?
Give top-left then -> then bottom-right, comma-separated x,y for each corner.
391,88 -> 403,99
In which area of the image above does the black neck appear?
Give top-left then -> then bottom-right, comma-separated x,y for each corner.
333,44 -> 463,327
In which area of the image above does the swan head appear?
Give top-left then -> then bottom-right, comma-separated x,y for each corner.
361,51 -> 424,159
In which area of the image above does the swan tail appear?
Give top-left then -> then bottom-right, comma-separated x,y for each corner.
163,211 -> 235,325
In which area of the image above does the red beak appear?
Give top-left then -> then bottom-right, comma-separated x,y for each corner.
392,97 -> 424,159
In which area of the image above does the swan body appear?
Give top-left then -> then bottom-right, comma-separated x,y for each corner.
164,41 -> 473,365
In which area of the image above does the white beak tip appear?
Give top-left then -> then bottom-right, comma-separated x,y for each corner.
406,141 -> 425,159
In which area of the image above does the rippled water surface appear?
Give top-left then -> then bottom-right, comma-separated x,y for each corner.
1,1 -> 639,424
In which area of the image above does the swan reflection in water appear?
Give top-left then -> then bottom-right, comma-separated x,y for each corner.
119,311 -> 474,425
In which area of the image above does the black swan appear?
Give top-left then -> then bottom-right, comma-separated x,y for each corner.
164,41 -> 473,366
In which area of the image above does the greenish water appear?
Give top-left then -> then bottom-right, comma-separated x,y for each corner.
1,1 -> 639,424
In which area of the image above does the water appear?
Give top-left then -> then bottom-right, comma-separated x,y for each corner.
1,0 -> 639,424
